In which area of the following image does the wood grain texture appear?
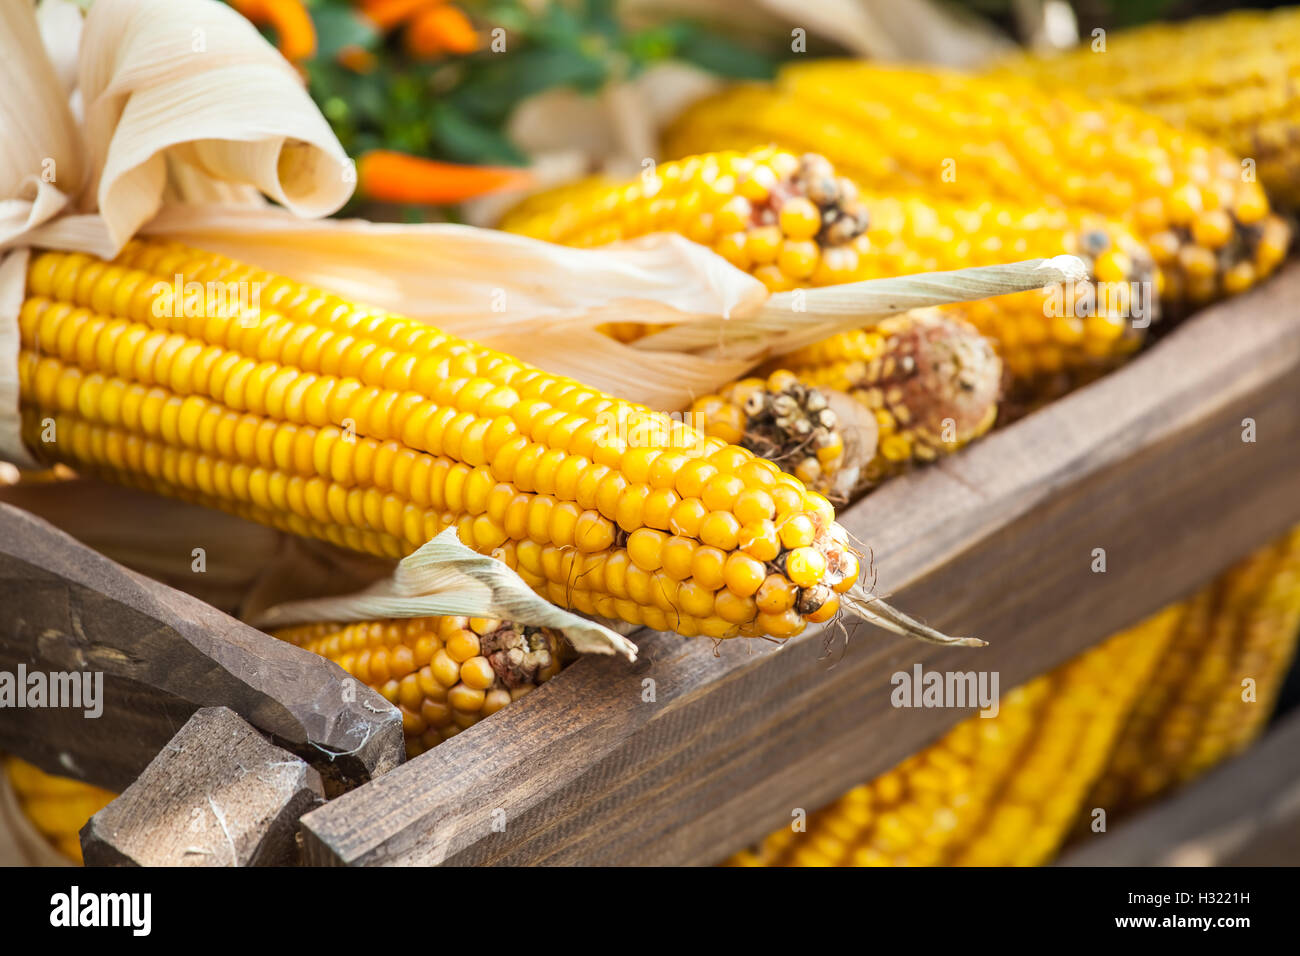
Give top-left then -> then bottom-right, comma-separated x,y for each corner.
301,262 -> 1300,867
1058,708 -> 1300,866
81,707 -> 325,867
0,504 -> 404,793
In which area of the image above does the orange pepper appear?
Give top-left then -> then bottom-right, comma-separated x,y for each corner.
357,150 -> 533,204
406,4 -> 478,58
359,0 -> 446,31
337,44 -> 378,73
230,0 -> 316,62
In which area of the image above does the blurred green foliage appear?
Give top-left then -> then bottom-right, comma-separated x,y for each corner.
252,0 -> 783,170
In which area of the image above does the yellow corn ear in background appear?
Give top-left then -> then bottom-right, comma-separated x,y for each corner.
729,604 -> 1181,867
663,68 -> 1290,311
17,241 -> 859,641
2,757 -> 115,864
731,524 -> 1300,866
272,615 -> 564,759
1082,524 -> 1300,823
503,148 -> 1156,395
995,7 -> 1300,208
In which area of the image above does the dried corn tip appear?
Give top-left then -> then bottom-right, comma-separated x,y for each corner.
995,7 -> 1300,208
693,312 -> 1001,499
1084,524 -> 1300,821
15,240 -> 874,641
4,756 -> 116,864
727,602 -> 1180,867
274,615 -> 564,758
499,146 -> 870,293
690,369 -> 861,500
663,71 -> 1290,311
781,312 -> 1001,488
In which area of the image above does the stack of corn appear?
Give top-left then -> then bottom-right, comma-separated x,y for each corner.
729,605 -> 1182,867
272,615 -> 565,759
502,147 -> 1156,395
728,524 -> 1300,867
2,757 -> 115,865
663,67 -> 1289,310
689,311 -> 1002,497
995,7 -> 1300,209
16,240 -> 881,642
1083,525 -> 1300,822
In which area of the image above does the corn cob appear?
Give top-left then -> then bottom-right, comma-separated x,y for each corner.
3,757 -> 115,864
1083,524 -> 1300,821
690,312 -> 1001,498
996,8 -> 1300,208
663,69 -> 1290,310
728,604 -> 1181,867
272,615 -> 564,759
501,147 -> 871,295
14,241 -> 896,643
503,148 -> 1156,394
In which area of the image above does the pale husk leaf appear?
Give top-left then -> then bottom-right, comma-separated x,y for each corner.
252,528 -> 638,661
633,255 -> 1088,357
1,0 -> 351,259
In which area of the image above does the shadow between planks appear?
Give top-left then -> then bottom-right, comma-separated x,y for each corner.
310,264 -> 1294,863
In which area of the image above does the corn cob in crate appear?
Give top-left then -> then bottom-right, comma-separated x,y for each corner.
663,71 -> 1291,311
730,606 -> 1181,867
502,147 -> 1155,393
997,8 -> 1300,208
272,615 -> 565,759
13,240 -> 975,643
2,757 -> 115,864
729,526 -> 1300,866
1085,524 -> 1300,822
690,312 -> 1001,497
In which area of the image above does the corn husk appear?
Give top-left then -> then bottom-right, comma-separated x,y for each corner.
251,528 -> 638,661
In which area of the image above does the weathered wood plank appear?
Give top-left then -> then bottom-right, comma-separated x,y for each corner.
81,707 -> 325,867
1058,708 -> 1300,866
0,504 -> 404,793
301,261 -> 1300,866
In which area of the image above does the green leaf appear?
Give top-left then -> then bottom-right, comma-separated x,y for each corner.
311,5 -> 378,60
429,102 -> 529,166
674,29 -> 780,80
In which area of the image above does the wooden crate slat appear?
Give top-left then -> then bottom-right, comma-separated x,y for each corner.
300,263 -> 1300,866
0,504 -> 404,793
81,707 -> 326,867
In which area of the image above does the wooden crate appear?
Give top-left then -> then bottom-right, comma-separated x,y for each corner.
2,263 -> 1299,866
